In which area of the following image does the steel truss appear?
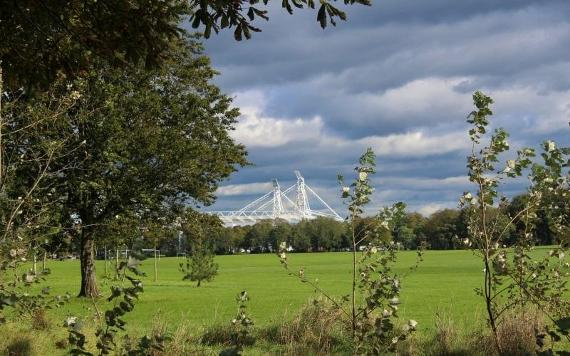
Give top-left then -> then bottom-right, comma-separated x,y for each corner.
211,171 -> 343,227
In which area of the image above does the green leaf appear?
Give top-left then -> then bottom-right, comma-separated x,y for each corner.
317,4 -> 327,28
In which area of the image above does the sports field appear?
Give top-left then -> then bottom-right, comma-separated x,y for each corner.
3,246 -> 567,354
27,249 -> 511,333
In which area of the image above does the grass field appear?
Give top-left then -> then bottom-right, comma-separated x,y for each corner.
2,246 -> 566,354
22,249 -> 520,332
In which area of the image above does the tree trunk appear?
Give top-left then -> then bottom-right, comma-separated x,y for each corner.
32,253 -> 37,275
197,279 -> 201,287
78,229 -> 100,297
115,248 -> 119,280
104,245 -> 108,276
42,251 -> 47,272
154,243 -> 158,282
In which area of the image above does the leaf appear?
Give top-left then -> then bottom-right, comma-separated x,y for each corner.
247,7 -> 255,21
191,13 -> 201,29
317,4 -> 327,29
234,25 -> 242,41
204,23 -> 212,38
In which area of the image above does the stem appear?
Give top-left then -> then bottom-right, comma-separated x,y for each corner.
477,164 -> 502,355
115,248 -> 119,280
104,245 -> 108,276
32,253 -> 37,275
154,242 -> 158,282
351,215 -> 356,340
0,66 -> 3,189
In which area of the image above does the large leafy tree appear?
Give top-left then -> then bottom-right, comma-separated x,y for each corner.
22,38 -> 247,297
1,0 -> 370,89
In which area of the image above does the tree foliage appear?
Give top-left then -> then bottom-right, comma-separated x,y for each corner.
8,38 -> 247,297
461,91 -> 570,353
279,149 -> 421,354
1,0 -> 371,89
180,210 -> 220,287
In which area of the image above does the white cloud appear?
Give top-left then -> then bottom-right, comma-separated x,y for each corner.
232,88 -> 473,156
217,182 -> 273,196
360,77 -> 472,121
231,90 -> 324,147
489,86 -> 570,133
416,203 -> 455,217
378,176 -> 469,189
358,130 -> 470,157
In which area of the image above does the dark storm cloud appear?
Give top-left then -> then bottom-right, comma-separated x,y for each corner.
202,0 -> 570,214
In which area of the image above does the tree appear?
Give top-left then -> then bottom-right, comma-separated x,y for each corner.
279,149 -> 420,353
181,235 -> 219,287
243,220 -> 272,252
0,70 -> 80,324
461,91 -> 569,353
20,38 -> 246,297
509,193 -> 570,246
1,0 -> 371,90
268,220 -> 292,252
179,210 -> 220,287
421,209 -> 462,250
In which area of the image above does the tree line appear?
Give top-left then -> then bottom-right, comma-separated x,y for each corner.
203,193 -> 568,254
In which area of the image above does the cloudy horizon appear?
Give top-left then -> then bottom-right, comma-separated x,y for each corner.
201,0 -> 570,217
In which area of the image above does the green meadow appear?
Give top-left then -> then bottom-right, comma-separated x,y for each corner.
24,249 -> 524,332
3,246 -> 566,355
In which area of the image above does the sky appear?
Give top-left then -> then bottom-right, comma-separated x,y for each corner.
201,0 -> 570,217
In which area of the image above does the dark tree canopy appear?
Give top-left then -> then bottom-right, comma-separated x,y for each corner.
0,0 -> 371,89
0,0 -> 188,89
8,38 -> 247,296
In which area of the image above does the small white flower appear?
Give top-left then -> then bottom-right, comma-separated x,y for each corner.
370,246 -> 378,254
65,316 -> 78,327
409,320 -> 418,330
546,140 -> 556,152
389,297 -> 399,305
382,309 -> 392,317
70,90 -> 82,100
359,172 -> 368,181
506,160 -> 516,169
342,186 -> 350,193
391,336 -> 399,344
